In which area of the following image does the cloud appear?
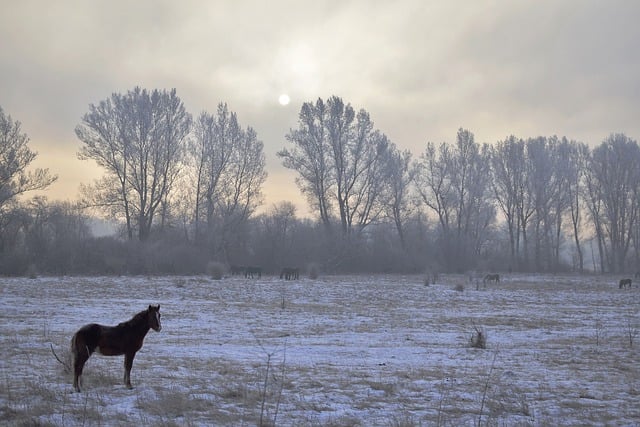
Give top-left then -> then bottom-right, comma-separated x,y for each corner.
1,0 -> 639,205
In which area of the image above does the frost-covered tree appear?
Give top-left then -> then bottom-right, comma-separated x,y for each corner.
414,128 -> 494,271
0,106 -> 57,213
491,136 -> 525,268
76,87 -> 191,241
584,133 -> 640,273
381,144 -> 414,251
279,96 -> 390,237
187,104 -> 266,258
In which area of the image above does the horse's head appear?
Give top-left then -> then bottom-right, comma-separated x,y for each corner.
147,305 -> 162,332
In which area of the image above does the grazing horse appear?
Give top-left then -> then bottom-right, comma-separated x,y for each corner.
71,305 -> 162,392
244,266 -> 262,278
280,267 -> 299,280
483,274 -> 500,285
619,278 -> 632,289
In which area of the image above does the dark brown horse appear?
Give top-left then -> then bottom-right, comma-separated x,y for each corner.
230,265 -> 245,276
71,305 -> 162,392
483,274 -> 500,285
244,266 -> 262,278
619,278 -> 632,289
280,267 -> 299,280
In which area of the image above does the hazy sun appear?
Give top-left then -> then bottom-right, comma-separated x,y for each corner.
278,94 -> 290,106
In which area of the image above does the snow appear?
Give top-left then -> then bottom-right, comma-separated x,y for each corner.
0,274 -> 638,425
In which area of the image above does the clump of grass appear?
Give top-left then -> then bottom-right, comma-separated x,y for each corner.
206,261 -> 225,280
470,325 -> 487,349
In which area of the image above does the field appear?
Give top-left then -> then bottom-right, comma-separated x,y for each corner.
0,273 -> 638,426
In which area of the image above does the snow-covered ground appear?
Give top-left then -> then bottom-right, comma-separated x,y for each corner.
0,274 -> 638,426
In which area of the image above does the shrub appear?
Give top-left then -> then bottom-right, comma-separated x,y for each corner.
308,263 -> 319,279
206,261 -> 225,280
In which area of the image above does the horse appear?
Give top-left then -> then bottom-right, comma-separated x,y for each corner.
280,267 -> 299,280
244,266 -> 262,278
483,274 -> 500,285
619,278 -> 632,289
71,305 -> 162,392
635,271 -> 640,279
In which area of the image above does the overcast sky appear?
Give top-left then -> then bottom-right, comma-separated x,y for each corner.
2,0 -> 639,214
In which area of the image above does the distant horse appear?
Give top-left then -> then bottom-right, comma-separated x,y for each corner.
280,267 -> 299,280
619,278 -> 632,289
635,271 -> 640,279
71,305 -> 162,392
245,266 -> 262,278
483,274 -> 500,285
230,265 -> 245,276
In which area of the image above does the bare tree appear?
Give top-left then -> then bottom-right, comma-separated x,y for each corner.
414,129 -> 494,271
490,136 -> 525,269
76,87 -> 191,241
414,141 -> 454,235
0,106 -> 57,213
279,96 -> 390,237
279,99 -> 333,229
256,201 -> 298,268
527,137 -> 559,271
562,139 -> 589,272
187,104 -> 266,259
585,133 -> 640,272
382,144 -> 414,251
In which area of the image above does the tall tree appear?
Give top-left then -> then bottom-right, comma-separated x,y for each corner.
76,87 -> 191,241
561,139 -> 588,272
188,104 -> 266,259
0,106 -> 57,213
490,136 -> 525,268
585,133 -> 640,272
279,96 -> 390,237
414,129 -> 494,271
527,137 -> 558,271
382,144 -> 414,251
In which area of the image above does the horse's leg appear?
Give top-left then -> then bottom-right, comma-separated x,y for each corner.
71,335 -> 90,392
124,352 -> 136,389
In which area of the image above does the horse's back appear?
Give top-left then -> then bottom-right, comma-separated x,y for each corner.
72,323 -> 102,354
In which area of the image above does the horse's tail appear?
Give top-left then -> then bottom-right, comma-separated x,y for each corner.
70,329 -> 88,362
70,332 -> 78,363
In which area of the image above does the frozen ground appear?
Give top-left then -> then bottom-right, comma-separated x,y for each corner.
0,274 -> 638,426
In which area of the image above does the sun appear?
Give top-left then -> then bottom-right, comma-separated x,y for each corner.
278,94 -> 290,106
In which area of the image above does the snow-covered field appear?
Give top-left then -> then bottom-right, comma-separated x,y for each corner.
0,274 -> 638,426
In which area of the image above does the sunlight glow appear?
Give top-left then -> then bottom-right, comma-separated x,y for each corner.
278,94 -> 290,106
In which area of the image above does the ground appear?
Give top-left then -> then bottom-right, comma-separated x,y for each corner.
0,274 -> 638,426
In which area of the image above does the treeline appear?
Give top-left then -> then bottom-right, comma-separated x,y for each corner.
1,92 -> 639,276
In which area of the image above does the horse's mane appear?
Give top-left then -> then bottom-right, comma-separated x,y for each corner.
116,308 -> 149,328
